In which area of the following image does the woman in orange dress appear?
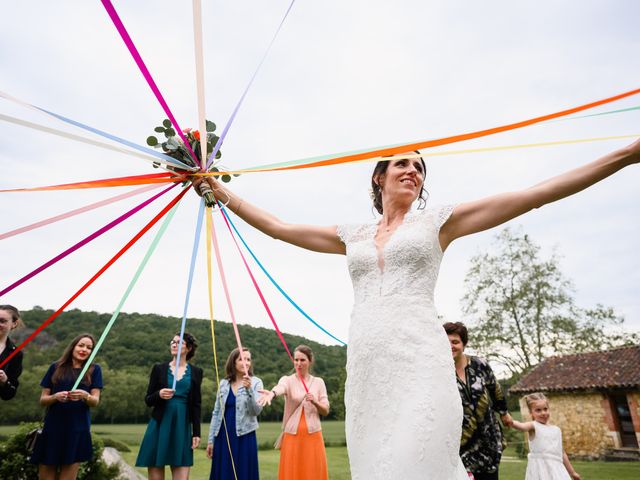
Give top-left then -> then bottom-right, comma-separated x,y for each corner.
259,345 -> 330,480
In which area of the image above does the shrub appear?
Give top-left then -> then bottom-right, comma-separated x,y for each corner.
0,423 -> 122,480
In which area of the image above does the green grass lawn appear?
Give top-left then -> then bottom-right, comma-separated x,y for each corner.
2,423 -> 639,479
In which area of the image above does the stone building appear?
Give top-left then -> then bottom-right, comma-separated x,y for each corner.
510,345 -> 640,459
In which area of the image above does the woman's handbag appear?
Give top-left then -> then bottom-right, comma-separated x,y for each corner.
25,425 -> 42,456
25,408 -> 47,458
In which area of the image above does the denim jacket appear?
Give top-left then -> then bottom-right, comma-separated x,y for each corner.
208,376 -> 263,442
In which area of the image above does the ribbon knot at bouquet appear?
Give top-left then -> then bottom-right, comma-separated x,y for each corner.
146,118 -> 239,206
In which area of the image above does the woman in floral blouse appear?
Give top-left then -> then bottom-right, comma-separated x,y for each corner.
444,322 -> 513,480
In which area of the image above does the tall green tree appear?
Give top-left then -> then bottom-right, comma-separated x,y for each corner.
462,227 -> 638,376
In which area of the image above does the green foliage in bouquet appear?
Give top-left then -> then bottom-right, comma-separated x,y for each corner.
146,119 -> 225,173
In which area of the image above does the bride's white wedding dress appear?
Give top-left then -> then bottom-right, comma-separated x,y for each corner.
338,205 -> 469,479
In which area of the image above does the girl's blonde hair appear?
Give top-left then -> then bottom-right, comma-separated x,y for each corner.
523,392 -> 549,411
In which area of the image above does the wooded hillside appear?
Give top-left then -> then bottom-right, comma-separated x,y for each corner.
3,308 -> 347,424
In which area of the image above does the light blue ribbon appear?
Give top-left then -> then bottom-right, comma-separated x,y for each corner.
173,198 -> 205,389
220,206 -> 346,346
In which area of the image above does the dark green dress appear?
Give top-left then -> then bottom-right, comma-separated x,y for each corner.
136,365 -> 193,467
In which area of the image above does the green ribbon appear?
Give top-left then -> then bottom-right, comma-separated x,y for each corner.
71,201 -> 181,390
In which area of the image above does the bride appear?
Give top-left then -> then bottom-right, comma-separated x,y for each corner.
193,140 -> 639,479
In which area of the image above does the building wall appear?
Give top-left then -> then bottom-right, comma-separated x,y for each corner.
518,392 -> 614,458
629,391 -> 640,446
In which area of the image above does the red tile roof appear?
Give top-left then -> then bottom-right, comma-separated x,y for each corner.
510,345 -> 640,394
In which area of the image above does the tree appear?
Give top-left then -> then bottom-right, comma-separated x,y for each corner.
462,227 -> 638,377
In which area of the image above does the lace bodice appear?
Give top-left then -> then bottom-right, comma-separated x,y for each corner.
337,205 -> 454,305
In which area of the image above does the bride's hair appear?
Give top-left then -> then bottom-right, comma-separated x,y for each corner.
370,151 -> 427,214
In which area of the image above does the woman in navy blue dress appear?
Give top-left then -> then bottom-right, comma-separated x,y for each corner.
207,348 -> 263,480
30,333 -> 103,480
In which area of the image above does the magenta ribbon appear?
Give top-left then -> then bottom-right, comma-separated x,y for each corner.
0,183 -> 178,298
100,0 -> 198,166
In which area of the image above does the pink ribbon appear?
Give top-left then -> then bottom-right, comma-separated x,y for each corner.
217,204 -> 308,392
208,210 -> 249,376
0,184 -> 161,241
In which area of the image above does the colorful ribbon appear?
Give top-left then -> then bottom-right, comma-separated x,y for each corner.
192,132 -> 640,178
0,113 -> 168,168
216,202 -> 307,392
71,200 -> 182,390
360,134 -> 640,163
0,183 -> 178,298
208,208 -> 248,375
0,186 -> 190,370
205,0 -> 297,170
192,0 -> 207,171
0,172 -> 181,193
225,87 -> 640,174
173,199 -> 205,390
222,207 -> 346,345
0,184 -> 162,241
0,91 -> 194,171
205,209 -> 239,479
100,0 -> 199,166
555,105 -> 640,122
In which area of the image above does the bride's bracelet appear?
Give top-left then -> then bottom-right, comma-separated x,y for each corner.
211,185 -> 232,207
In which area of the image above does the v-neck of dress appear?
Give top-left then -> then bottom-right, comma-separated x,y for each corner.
373,211 -> 413,274
169,363 -> 189,382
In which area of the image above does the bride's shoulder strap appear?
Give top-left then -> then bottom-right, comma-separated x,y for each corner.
420,204 -> 456,230
336,221 -> 375,245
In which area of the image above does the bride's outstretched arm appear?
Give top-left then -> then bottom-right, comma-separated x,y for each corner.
192,176 -> 346,255
440,139 -> 640,250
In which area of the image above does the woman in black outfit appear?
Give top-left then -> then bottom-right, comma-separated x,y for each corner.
0,305 -> 23,401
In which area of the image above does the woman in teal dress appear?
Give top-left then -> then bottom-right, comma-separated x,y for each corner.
136,332 -> 203,480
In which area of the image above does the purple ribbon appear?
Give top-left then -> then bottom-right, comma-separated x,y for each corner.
206,0 -> 297,170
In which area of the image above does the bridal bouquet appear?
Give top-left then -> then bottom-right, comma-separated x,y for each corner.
146,119 -> 237,206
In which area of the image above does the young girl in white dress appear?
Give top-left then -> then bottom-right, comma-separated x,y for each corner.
511,393 -> 580,480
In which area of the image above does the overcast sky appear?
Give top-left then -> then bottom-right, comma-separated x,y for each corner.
1,1 -> 639,358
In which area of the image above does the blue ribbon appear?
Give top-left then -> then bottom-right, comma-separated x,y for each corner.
220,206 -> 346,346
173,199 -> 205,389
